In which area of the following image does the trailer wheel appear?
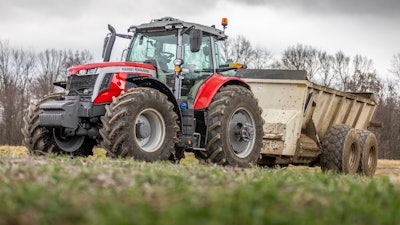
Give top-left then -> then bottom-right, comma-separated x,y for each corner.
21,93 -> 95,156
100,87 -> 180,162
321,124 -> 361,174
202,85 -> 263,167
357,130 -> 378,176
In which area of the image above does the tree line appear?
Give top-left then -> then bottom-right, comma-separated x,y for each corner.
0,38 -> 399,159
0,40 -> 92,145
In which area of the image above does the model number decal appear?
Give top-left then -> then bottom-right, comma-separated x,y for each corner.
121,67 -> 151,73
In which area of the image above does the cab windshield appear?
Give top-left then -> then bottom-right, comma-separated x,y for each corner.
127,30 -> 213,74
127,30 -> 214,97
127,31 -> 177,73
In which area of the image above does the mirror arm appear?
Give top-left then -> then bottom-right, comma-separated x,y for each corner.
182,25 -> 194,34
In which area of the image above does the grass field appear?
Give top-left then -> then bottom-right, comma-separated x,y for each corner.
0,146 -> 399,225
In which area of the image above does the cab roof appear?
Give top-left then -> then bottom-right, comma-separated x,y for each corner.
128,17 -> 227,40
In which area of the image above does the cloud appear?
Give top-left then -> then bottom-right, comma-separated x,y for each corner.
0,0 -> 93,21
228,0 -> 400,17
0,0 -> 219,22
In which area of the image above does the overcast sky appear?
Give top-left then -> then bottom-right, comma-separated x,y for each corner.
1,0 -> 399,76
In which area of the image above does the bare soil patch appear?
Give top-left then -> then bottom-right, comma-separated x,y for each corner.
375,160 -> 400,182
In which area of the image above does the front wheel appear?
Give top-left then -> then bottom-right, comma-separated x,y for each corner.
100,87 -> 180,162
199,85 -> 263,167
21,93 -> 95,156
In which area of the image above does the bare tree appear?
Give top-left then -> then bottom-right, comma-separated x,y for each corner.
32,49 -> 93,98
219,38 -> 231,64
346,55 -> 382,93
391,53 -> 400,80
64,49 -> 93,68
32,49 -> 67,98
331,51 -> 351,90
219,35 -> 272,69
0,41 -> 36,145
373,80 -> 400,159
249,46 -> 273,69
316,51 -> 334,87
229,35 -> 254,65
0,40 -> 12,144
274,44 -> 322,81
0,40 -> 93,146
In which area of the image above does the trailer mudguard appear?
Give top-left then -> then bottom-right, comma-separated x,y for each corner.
193,73 -> 250,110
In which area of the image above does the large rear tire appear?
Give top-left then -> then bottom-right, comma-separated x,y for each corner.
321,124 -> 361,174
21,93 -> 95,156
100,87 -> 180,162
199,85 -> 263,167
357,130 -> 378,176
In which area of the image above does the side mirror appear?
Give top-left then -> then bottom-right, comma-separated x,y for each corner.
190,29 -> 202,52
102,24 -> 116,62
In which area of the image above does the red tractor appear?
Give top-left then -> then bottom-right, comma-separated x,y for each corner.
22,17 -> 263,166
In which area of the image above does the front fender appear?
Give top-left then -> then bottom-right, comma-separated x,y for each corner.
193,74 -> 250,110
126,77 -> 181,119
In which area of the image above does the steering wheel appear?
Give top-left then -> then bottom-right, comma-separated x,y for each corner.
160,52 -> 174,60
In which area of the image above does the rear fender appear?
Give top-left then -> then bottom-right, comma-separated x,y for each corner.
193,74 -> 250,110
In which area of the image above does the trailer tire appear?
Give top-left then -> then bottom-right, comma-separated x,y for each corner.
21,93 -> 95,156
100,87 -> 180,162
357,130 -> 378,176
321,124 -> 361,174
202,85 -> 263,167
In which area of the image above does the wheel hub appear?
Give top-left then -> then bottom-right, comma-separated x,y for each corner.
234,124 -> 252,142
135,109 -> 165,153
229,108 -> 256,158
136,121 -> 151,139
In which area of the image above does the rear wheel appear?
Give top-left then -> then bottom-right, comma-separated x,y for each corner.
199,85 -> 263,167
100,87 -> 180,162
21,93 -> 95,156
321,124 -> 361,174
357,130 -> 378,176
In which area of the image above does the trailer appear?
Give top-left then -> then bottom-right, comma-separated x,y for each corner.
238,69 -> 379,175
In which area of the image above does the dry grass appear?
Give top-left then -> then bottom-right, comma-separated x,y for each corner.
1,145 -> 399,180
378,159 -> 400,166
0,145 -> 28,157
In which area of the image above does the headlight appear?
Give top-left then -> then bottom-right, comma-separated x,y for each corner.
173,58 -> 184,66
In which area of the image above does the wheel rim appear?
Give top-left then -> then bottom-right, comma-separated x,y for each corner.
348,142 -> 358,170
367,146 -> 377,169
228,107 -> 256,158
53,128 -> 85,152
135,108 -> 165,153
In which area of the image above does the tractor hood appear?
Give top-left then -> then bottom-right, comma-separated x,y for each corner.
68,62 -> 156,77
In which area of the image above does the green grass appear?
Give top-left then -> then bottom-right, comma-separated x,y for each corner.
0,154 -> 399,225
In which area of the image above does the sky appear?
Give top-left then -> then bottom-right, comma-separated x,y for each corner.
1,0 -> 399,77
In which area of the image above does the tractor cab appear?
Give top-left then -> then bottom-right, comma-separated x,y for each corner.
103,17 -> 232,99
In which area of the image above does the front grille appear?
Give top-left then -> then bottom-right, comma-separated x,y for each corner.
67,74 -> 98,96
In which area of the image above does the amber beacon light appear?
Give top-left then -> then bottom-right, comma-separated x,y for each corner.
222,18 -> 228,31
